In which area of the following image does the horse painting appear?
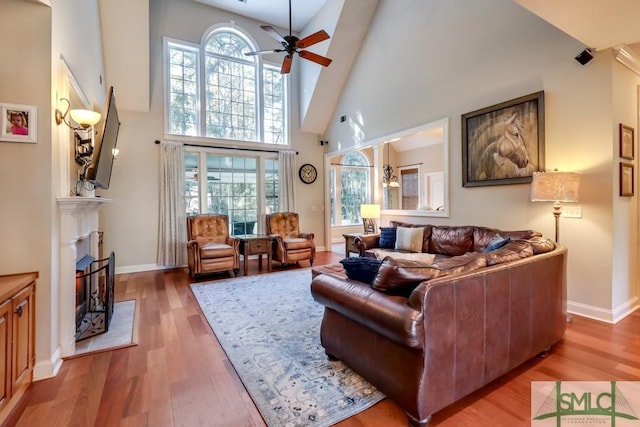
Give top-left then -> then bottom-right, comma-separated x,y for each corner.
463,91 -> 544,187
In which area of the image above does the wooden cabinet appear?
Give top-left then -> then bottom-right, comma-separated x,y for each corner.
0,272 -> 36,422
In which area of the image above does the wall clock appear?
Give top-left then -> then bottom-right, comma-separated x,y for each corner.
299,163 -> 317,184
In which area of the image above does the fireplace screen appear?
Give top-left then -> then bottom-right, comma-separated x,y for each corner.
75,251 -> 115,341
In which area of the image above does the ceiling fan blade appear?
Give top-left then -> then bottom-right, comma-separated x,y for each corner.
281,55 -> 293,74
244,49 -> 282,56
296,30 -> 330,49
298,50 -> 332,67
261,25 -> 287,44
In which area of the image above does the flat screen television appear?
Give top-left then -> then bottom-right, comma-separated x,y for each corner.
86,86 -> 120,189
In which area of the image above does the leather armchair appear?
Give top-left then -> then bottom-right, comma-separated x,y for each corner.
265,212 -> 315,266
187,214 -> 240,277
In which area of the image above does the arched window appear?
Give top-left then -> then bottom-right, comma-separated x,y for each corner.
165,26 -> 287,144
330,151 -> 372,226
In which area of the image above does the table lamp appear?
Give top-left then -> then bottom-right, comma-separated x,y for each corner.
360,204 -> 380,234
530,171 -> 580,242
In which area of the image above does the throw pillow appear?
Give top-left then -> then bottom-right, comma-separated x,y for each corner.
395,227 -> 424,252
379,227 -> 397,249
372,257 -> 439,293
339,257 -> 383,285
482,233 -> 511,252
485,240 -> 534,266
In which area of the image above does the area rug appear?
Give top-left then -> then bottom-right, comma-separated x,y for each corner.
190,269 -> 385,427
70,300 -> 138,358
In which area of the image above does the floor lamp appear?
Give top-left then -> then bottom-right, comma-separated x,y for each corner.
530,171 -> 580,243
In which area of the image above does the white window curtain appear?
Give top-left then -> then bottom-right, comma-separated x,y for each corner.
157,141 -> 187,266
278,150 -> 296,212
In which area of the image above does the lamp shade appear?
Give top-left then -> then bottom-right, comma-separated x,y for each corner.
360,204 -> 381,219
69,109 -> 101,128
530,171 -> 580,202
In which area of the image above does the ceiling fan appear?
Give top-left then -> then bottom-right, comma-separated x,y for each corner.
244,0 -> 333,74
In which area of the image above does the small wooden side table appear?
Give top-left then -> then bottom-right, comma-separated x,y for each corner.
342,233 -> 364,257
237,234 -> 273,276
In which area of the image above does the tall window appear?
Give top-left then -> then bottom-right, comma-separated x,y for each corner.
330,151 -> 371,226
165,27 -> 287,144
184,150 -> 278,235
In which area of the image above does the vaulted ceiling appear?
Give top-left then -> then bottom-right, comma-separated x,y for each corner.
192,0 -> 329,32
514,0 -> 640,50
191,0 -> 640,135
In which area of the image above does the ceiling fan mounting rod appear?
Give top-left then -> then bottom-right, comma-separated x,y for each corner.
288,0 -> 292,36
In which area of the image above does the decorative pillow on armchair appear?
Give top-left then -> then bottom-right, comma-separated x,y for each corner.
339,257 -> 383,284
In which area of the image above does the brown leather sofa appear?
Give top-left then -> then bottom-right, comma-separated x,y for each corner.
355,221 -> 540,258
311,224 -> 567,426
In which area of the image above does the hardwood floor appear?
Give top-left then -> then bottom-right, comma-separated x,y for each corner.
13,250 -> 640,426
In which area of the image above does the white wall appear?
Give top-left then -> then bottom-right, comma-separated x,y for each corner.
611,59 -> 640,318
98,0 -> 327,273
0,0 -> 54,377
323,0 -> 640,322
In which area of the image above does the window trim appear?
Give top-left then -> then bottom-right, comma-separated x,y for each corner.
163,36 -> 201,138
330,150 -> 373,226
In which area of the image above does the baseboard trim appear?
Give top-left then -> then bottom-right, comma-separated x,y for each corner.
115,264 -> 178,274
568,296 -> 640,324
33,346 -> 63,381
116,246 -> 328,274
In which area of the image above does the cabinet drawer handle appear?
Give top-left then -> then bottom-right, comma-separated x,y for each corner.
15,306 -> 23,317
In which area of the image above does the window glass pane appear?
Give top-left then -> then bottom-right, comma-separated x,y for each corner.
168,45 -> 199,136
184,152 -> 200,215
265,159 -> 279,215
205,31 -> 254,61
263,66 -> 285,144
343,151 -> 368,166
330,168 -> 336,226
167,29 -> 287,144
341,169 -> 368,225
401,169 -> 419,210
205,154 -> 259,235
205,56 -> 257,141
335,151 -> 371,226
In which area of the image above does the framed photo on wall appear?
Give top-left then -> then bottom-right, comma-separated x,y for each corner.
619,123 -> 634,160
0,103 -> 37,143
462,91 -> 545,187
620,162 -> 634,197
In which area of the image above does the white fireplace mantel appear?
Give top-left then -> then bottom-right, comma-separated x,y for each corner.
57,196 -> 112,357
57,196 -> 112,210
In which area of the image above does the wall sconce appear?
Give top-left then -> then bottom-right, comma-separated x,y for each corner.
55,98 -> 101,129
360,203 -> 380,234
530,171 -> 580,243
55,98 -> 101,165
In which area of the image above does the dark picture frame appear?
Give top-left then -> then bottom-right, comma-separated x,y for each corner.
619,123 -> 634,160
620,162 -> 634,197
462,91 -> 544,187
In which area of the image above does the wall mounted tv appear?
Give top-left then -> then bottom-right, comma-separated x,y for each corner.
86,86 -> 120,189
